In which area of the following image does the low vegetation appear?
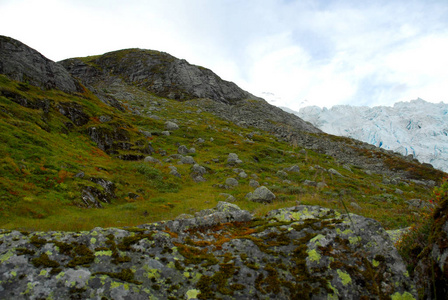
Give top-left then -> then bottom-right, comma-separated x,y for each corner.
0,73 -> 444,233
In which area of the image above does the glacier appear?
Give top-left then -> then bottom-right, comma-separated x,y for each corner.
293,98 -> 448,172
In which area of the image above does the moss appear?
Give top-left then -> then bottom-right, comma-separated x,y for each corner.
31,253 -> 60,269
66,244 -> 95,267
30,235 -> 48,248
16,247 -> 36,256
94,268 -> 142,285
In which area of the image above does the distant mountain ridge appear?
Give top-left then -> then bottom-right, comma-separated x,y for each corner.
295,98 -> 448,171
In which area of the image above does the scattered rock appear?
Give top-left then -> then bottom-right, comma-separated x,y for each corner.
277,170 -> 288,178
406,199 -> 435,210
225,178 -> 239,188
249,179 -> 260,188
227,153 -> 243,165
303,180 -> 317,187
161,131 -> 170,136
395,188 -> 404,195
180,156 -> 195,165
238,171 -> 248,179
248,186 -> 276,203
219,193 -> 237,203
144,156 -> 160,164
328,168 -> 343,177
284,165 -> 301,173
165,121 -> 179,130
350,202 -> 362,210
178,145 -> 189,155
168,166 -> 181,178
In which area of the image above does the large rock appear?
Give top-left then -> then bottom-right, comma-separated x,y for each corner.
0,35 -> 81,93
249,186 -> 276,203
0,204 -> 415,299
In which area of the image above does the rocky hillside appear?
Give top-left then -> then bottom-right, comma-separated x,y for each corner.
0,35 -> 447,298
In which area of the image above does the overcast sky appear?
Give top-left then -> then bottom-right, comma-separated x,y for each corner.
1,0 -> 447,110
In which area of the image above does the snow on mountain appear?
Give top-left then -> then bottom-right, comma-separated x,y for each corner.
295,98 -> 448,172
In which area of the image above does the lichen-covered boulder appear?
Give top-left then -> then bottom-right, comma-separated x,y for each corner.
0,204 -> 415,299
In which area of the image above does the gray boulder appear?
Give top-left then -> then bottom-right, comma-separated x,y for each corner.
284,165 -> 301,173
249,179 -> 260,188
177,145 -> 189,154
227,153 -> 243,165
249,186 -> 276,203
144,156 -> 160,164
180,156 -> 195,165
225,177 -> 239,188
165,121 -> 179,131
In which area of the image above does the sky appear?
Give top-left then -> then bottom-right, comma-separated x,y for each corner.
1,0 -> 447,110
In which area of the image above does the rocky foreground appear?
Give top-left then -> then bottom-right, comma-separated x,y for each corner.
0,202 -> 415,299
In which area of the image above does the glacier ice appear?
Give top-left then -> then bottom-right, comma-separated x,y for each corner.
295,98 -> 448,172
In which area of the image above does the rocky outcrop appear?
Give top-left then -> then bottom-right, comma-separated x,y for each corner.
412,192 -> 448,299
59,49 -> 255,105
0,203 -> 415,299
0,35 -> 81,93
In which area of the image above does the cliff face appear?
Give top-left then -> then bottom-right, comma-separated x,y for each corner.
0,36 -> 81,93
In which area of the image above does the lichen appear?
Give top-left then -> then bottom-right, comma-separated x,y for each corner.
186,289 -> 200,299
391,291 -> 416,300
337,269 -> 351,286
307,249 -> 321,263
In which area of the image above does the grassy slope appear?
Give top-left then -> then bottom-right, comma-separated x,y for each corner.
0,74 -> 441,231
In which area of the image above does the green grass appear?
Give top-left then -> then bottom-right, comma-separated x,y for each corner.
0,74 -> 444,232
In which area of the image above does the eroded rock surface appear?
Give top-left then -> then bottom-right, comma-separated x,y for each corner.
0,203 -> 415,299
0,35 -> 81,93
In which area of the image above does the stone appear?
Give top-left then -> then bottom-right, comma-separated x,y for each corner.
284,165 -> 301,173
218,193 -> 237,203
350,202 -> 362,210
328,168 -> 343,177
161,131 -> 170,136
303,180 -> 317,187
178,145 -> 189,155
249,186 -> 276,203
196,138 -> 205,143
180,156 -> 195,165
144,156 -> 160,164
165,121 -> 179,130
191,164 -> 206,175
238,171 -> 248,179
225,178 -> 239,188
249,179 -> 260,188
168,166 -> 181,178
227,153 -> 243,165
395,188 -> 404,195
277,170 -> 288,178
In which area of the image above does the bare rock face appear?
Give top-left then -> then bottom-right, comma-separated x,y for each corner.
0,35 -> 81,93
59,49 -> 255,104
0,203 -> 415,299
